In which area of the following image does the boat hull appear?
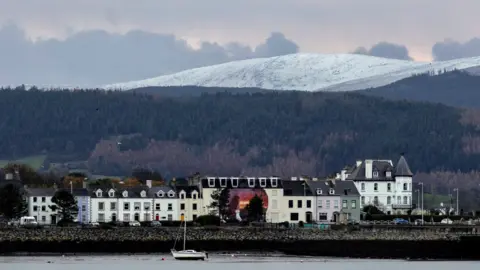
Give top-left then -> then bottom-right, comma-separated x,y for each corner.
171,250 -> 207,261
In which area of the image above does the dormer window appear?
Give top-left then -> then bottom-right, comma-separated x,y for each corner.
179,191 -> 186,199
247,177 -> 255,188
108,190 -> 115,198
122,191 -> 128,198
259,178 -> 267,187
208,177 -> 215,187
168,191 -> 175,198
157,191 -> 165,197
96,189 -> 103,197
386,171 -> 392,178
316,188 -> 322,195
329,188 -> 335,195
220,178 -> 227,187
270,177 -> 278,187
192,191 -> 198,200
373,171 -> 379,178
140,190 -> 146,198
231,177 -> 239,187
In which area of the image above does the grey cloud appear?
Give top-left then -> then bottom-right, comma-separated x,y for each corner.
353,42 -> 413,60
432,38 -> 480,61
0,25 -> 298,87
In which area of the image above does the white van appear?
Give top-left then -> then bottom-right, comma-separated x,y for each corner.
19,216 -> 38,226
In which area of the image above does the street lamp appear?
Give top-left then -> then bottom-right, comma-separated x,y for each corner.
414,189 -> 419,210
419,182 -> 424,223
453,188 -> 459,215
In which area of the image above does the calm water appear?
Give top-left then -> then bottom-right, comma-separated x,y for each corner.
0,255 -> 479,270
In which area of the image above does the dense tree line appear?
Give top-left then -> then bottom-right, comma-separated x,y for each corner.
1,87 -> 480,178
359,70 -> 480,108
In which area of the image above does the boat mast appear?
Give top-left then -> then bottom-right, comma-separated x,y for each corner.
183,215 -> 186,250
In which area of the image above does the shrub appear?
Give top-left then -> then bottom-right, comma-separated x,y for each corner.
195,215 -> 220,226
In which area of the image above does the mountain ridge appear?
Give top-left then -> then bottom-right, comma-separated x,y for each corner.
102,53 -> 480,92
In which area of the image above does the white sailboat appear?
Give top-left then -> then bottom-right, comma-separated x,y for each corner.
171,218 -> 208,260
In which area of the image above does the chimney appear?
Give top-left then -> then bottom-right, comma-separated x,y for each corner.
146,179 -> 152,188
365,160 -> 373,179
291,177 -> 298,181
5,173 -> 13,180
356,160 -> 362,167
82,181 -> 87,189
340,169 -> 347,181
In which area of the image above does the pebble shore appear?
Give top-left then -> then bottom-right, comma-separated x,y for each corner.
0,227 -> 468,242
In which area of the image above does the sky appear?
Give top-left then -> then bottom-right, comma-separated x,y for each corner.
1,0 -> 480,86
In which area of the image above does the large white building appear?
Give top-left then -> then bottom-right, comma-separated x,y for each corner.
338,155 -> 413,215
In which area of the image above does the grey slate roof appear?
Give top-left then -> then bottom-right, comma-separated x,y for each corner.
346,160 -> 394,181
26,188 -> 56,196
149,186 -> 177,198
307,180 -> 359,196
200,177 -> 282,189
395,155 -> 413,177
90,186 -> 151,198
282,180 -> 313,196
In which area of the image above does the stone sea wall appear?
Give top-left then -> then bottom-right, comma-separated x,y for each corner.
0,227 -> 479,259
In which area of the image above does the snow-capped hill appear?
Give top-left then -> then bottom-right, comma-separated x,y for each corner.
102,53 -> 480,92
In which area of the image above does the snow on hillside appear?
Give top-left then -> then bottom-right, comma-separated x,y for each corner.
102,53 -> 480,92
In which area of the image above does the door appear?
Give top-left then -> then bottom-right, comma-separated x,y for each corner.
51,215 -> 57,225
305,212 -> 312,223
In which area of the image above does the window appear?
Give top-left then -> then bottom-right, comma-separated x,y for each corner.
192,203 -> 197,210
41,206 -> 46,211
168,203 -> 173,211
290,213 -> 299,221
231,178 -> 239,187
317,200 -> 323,208
109,190 -> 115,197
271,178 -> 278,187
134,213 -> 140,221
326,200 -> 331,209
157,191 -> 164,197
82,205 -> 87,211
318,213 -> 328,221
361,183 -> 365,191
272,199 -> 278,209
110,202 -> 116,211
373,171 -> 379,178
316,188 -> 322,195
98,213 -> 105,222
123,213 -> 130,221
403,196 -> 408,205
144,202 -> 150,211
351,200 -> 357,209
306,200 -> 311,208
272,190 -> 278,196
397,196 -> 401,204
134,202 -> 141,211
192,193 -> 198,200
96,190 -> 102,197
140,190 -> 146,197
208,177 -> 215,187
111,213 -> 117,222
374,196 -> 379,206
98,202 -> 104,211
155,203 -> 160,210
220,178 -> 227,187
41,197 -> 46,203
168,191 -> 175,198
122,191 -> 128,198
82,215 -> 86,222
297,200 -> 302,208
248,178 -> 255,187
144,213 -> 150,221
387,183 -> 391,192
41,216 -> 46,222
403,183 -> 408,191
342,200 -> 348,209
193,214 -> 198,220
259,178 -> 266,187
167,214 -> 173,221
33,197 -> 37,202
386,171 -> 392,178
33,206 -> 38,211
387,196 -> 391,205
124,202 -> 130,211
329,188 -> 335,195
334,200 -> 339,209
374,183 -> 378,191
361,196 -> 365,205
180,203 -> 185,210
180,192 -> 186,199
288,200 -> 293,208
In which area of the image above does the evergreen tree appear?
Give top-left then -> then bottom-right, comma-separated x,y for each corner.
208,188 -> 230,219
49,189 -> 78,222
0,184 -> 28,219
245,195 -> 264,222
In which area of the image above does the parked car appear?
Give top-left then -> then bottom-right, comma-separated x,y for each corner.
414,219 -> 424,225
441,218 -> 453,224
151,221 -> 162,227
392,218 -> 409,225
129,221 -> 141,227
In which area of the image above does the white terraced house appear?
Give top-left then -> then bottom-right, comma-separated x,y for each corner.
337,155 -> 413,215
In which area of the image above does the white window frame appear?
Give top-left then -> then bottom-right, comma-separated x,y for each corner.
140,190 -> 146,198
316,188 -> 322,195
329,188 -> 335,195
122,191 -> 128,198
259,177 -> 267,187
247,177 -> 255,187
270,177 -> 278,187
157,191 -> 164,197
231,177 -> 239,187
220,177 -> 227,187
96,190 -> 102,197
208,177 -> 215,187
168,191 -> 175,198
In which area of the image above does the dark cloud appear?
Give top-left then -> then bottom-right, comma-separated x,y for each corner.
432,38 -> 480,61
353,42 -> 413,60
0,25 -> 299,87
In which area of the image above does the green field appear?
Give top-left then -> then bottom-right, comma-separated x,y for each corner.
0,155 -> 47,170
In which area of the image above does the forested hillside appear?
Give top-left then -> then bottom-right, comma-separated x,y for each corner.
358,70 -> 480,108
1,87 -> 480,180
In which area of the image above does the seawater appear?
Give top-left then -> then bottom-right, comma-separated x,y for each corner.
0,255 -> 478,270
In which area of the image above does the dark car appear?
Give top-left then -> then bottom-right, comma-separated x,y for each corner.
393,218 -> 409,225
